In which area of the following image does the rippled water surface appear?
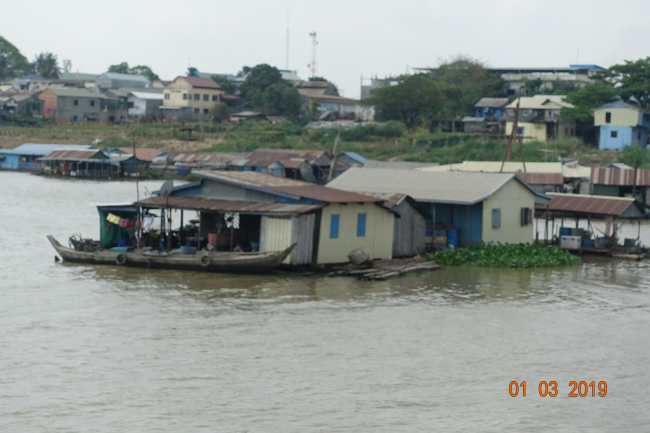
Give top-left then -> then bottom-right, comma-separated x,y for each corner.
1,172 -> 650,432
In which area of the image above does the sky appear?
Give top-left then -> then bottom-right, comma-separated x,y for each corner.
4,0 -> 650,99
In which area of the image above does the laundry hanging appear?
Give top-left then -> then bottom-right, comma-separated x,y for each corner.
106,213 -> 121,224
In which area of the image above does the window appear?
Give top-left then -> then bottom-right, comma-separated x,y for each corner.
605,112 -> 611,123
644,113 -> 650,124
203,108 -> 209,114
492,209 -> 500,229
330,215 -> 340,238
212,95 -> 218,101
611,130 -> 618,138
357,214 -> 366,237
570,128 -> 574,136
638,132 -> 642,140
90,100 -> 95,107
565,127 -> 568,135
203,94 -> 209,101
193,108 -> 199,114
518,127 -> 524,135
523,110 -> 529,116
164,93 -> 170,100
73,99 -> 78,106
194,93 -> 200,100
509,109 -> 514,116
182,93 -> 188,100
521,208 -> 531,226
127,102 -> 134,109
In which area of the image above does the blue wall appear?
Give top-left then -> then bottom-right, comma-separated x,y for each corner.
599,125 -> 648,151
475,107 -> 505,120
434,202 -> 483,247
0,152 -> 19,169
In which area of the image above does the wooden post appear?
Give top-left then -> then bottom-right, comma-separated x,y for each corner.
545,205 -> 549,246
466,206 -> 470,248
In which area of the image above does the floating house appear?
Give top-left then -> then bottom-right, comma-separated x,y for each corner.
228,149 -> 333,183
593,101 -> 650,150
590,166 -> 650,203
328,168 -> 551,248
40,149 -> 116,177
0,143 -> 95,171
135,171 -> 397,265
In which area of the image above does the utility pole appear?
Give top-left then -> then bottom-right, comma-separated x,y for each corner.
286,12 -> 290,70
308,32 -> 318,78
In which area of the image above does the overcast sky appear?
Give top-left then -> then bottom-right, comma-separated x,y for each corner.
4,0 -> 650,98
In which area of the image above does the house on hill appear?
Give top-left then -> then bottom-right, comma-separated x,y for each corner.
39,88 -> 120,123
162,76 -> 223,121
593,101 -> 650,151
135,171 -> 396,265
96,73 -> 151,89
505,95 -> 576,142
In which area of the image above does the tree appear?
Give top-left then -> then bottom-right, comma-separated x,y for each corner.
130,65 -> 159,81
561,84 -> 618,122
211,74 -> 235,94
237,66 -> 251,78
596,57 -> 650,108
210,102 -> 231,123
365,74 -> 445,132
429,55 -> 505,116
187,67 -> 198,75
108,62 -> 130,74
32,52 -> 60,78
238,64 -> 301,118
239,64 -> 283,99
107,62 -> 159,81
0,36 -> 30,81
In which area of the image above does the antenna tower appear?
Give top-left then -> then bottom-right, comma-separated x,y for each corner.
63,60 -> 72,73
308,32 -> 318,77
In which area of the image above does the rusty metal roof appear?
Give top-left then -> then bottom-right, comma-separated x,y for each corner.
590,167 -> 650,186
136,196 -> 322,215
516,172 -> 564,185
231,148 -> 328,169
193,170 -> 382,203
117,147 -> 163,162
40,149 -> 107,161
545,193 -> 643,217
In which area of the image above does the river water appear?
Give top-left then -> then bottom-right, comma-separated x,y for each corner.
1,171 -> 649,432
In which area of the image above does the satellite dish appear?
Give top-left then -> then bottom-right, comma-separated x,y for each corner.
159,180 -> 173,197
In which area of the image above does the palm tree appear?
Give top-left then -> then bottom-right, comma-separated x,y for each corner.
32,52 -> 61,78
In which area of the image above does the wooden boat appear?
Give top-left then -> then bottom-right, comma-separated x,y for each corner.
48,236 -> 295,273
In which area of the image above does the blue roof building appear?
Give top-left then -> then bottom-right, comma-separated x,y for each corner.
0,143 -> 95,170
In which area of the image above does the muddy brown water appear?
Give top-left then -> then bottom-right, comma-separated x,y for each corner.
1,171 -> 649,432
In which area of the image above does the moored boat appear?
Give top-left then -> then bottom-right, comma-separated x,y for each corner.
48,236 -> 295,273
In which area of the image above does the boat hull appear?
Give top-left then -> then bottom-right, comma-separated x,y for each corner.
48,236 -> 294,273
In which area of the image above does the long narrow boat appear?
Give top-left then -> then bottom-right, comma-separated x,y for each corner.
48,236 -> 295,273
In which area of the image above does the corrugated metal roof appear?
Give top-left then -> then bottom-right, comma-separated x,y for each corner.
117,147 -> 164,162
561,162 -> 592,178
364,160 -> 440,169
505,97 -> 574,109
11,143 -> 95,156
46,88 -> 103,98
474,97 -> 509,108
591,167 -> 650,186
136,196 -> 322,215
516,172 -> 564,185
101,72 -> 150,83
327,167 -> 523,205
421,161 -> 563,174
172,152 -> 245,165
341,151 -> 367,165
546,193 -> 643,217
40,149 -> 107,161
594,100 -> 650,113
194,170 -> 381,203
181,76 -> 221,89
58,72 -> 99,81
233,149 -> 328,169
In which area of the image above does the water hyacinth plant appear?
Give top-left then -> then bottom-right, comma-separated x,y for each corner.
428,243 -> 581,268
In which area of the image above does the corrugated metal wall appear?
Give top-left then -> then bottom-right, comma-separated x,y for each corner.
290,213 -> 315,265
261,216 -> 293,264
392,202 -> 426,257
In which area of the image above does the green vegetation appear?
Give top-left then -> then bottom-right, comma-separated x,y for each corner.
185,173 -> 202,182
107,62 -> 160,81
144,169 -> 172,180
210,102 -> 231,123
32,52 -> 60,78
210,74 -> 236,94
238,64 -> 302,119
0,35 -> 30,80
428,244 -> 581,268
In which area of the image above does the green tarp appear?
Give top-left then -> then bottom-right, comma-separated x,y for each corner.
98,210 -> 137,248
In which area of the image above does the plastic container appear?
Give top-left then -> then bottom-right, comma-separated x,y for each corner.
447,229 -> 459,249
560,227 -> 572,237
180,245 -> 197,255
208,233 -> 217,246
571,228 -> 585,238
582,238 -> 595,248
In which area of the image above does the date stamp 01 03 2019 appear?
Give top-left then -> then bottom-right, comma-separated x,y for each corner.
509,381 -> 608,398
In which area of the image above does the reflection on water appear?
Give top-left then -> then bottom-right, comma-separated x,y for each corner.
2,172 -> 650,432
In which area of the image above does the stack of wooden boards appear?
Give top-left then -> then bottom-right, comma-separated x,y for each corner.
330,256 -> 441,280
